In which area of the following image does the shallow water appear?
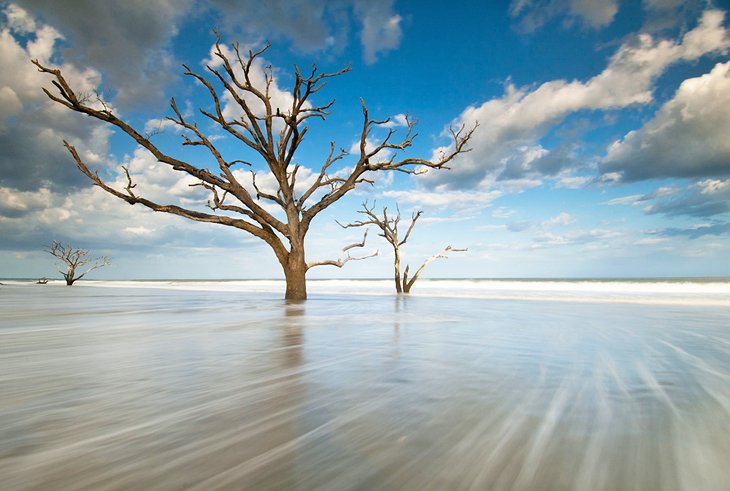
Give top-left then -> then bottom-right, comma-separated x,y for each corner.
1,283 -> 730,490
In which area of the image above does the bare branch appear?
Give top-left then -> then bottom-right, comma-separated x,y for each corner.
121,166 -> 136,197
302,101 -> 477,225
189,182 -> 253,217
404,245 -> 467,293
36,58 -> 292,238
298,142 -> 349,207
399,210 -> 423,246
343,228 -> 370,252
251,171 -> 284,206
63,141 -> 289,263
306,229 -> 378,269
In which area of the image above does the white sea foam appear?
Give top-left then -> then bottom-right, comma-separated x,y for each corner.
17,277 -> 727,306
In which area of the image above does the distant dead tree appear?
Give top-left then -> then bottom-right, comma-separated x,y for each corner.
340,202 -> 466,293
33,36 -> 475,300
47,241 -> 110,286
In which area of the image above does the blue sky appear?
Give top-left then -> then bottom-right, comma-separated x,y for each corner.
1,0 -> 729,280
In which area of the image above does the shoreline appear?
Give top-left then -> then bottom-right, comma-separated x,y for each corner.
3,277 -> 729,307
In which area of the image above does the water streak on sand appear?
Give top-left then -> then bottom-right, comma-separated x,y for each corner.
1,282 -> 730,490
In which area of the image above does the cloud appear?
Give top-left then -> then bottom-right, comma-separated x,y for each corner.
487,213 -> 632,257
497,145 -> 549,180
642,0 -> 706,33
554,175 -> 593,189
354,0 -> 403,64
3,2 -> 35,33
643,0 -> 683,9
644,179 -> 730,217
543,212 -> 575,226
603,194 -> 644,206
569,0 -> 619,28
13,0 -> 193,109
510,0 -> 619,32
603,179 -> 730,218
0,180 -> 258,252
382,113 -> 409,128
0,7 -> 112,191
489,221 -> 625,251
602,60 -> 730,181
503,211 -> 576,234
9,0 -> 405,111
209,0 -> 403,64
210,0 -> 337,52
507,220 -> 532,232
123,226 -> 155,237
643,180 -> 730,217
519,143 -> 582,179
381,189 -> 501,210
422,9 -> 730,190
0,186 -> 52,218
143,117 -> 178,135
529,228 -> 622,248
0,1 -> 401,253
0,0 -> 406,187
491,206 -> 516,218
634,237 -> 669,246
653,222 -> 730,239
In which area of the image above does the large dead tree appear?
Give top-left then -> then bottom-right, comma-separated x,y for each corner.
341,202 -> 466,293
47,241 -> 110,286
33,37 -> 475,300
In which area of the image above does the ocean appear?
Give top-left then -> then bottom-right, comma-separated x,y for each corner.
7,276 -> 728,304
1,278 -> 729,489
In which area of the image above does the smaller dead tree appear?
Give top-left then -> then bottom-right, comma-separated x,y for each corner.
47,241 -> 110,285
340,202 -> 466,293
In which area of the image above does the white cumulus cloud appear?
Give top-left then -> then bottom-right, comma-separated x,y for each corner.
602,60 -> 730,180
423,9 -> 730,190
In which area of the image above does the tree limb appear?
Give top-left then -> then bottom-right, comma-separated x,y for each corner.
306,229 -> 378,269
64,141 -> 290,264
404,245 -> 467,292
302,102 -> 477,225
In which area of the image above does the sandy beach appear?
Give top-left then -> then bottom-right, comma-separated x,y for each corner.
1,280 -> 730,490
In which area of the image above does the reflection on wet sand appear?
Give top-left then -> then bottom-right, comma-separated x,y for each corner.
1,285 -> 730,490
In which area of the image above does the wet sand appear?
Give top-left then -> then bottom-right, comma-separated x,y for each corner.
2,284 -> 730,490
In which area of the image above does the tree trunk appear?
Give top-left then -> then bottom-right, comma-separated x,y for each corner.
64,271 -> 75,286
284,248 -> 308,301
394,249 -> 403,294
403,271 -> 413,293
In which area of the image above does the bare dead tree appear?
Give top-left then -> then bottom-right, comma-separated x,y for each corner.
47,241 -> 110,286
33,36 -> 476,300
340,202 -> 466,293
